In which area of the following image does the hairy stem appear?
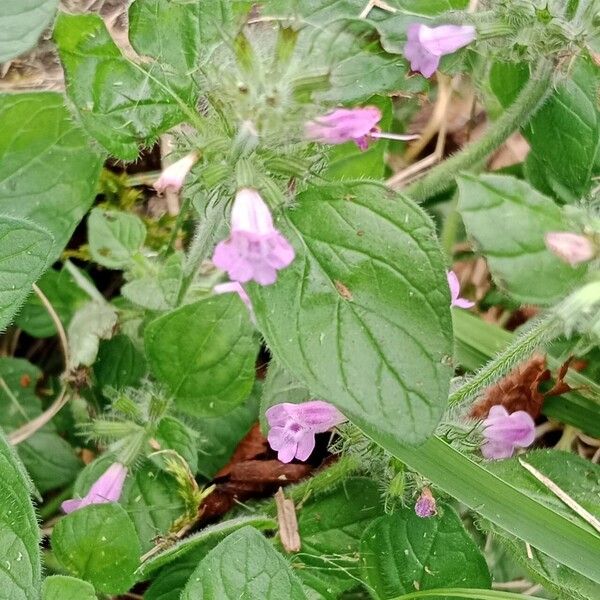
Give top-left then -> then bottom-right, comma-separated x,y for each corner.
177,203 -> 224,304
449,312 -> 561,407
405,59 -> 554,202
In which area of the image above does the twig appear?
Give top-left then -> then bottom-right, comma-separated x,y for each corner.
359,0 -> 397,19
519,459 -> 600,534
387,75 -> 452,189
32,283 -> 69,365
9,283 -> 70,446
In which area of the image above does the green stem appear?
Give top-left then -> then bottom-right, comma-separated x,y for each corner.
405,59 -> 554,202
257,454 -> 362,517
177,203 -> 224,304
440,196 -> 461,257
449,312 -> 561,407
162,197 -> 191,258
392,589 -> 536,600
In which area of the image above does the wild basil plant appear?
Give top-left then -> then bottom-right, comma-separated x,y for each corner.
0,1 -> 599,599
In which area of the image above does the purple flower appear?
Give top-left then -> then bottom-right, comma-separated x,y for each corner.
404,23 -> 476,78
214,281 -> 255,322
154,152 -> 198,194
415,487 -> 437,518
545,232 -> 594,266
447,270 -> 474,309
305,106 -> 382,150
482,405 -> 535,460
266,401 -> 346,463
212,188 -> 295,286
61,463 -> 127,514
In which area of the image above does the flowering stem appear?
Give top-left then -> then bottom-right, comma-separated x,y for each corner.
448,312 -> 562,408
177,203 -> 224,304
405,58 -> 554,203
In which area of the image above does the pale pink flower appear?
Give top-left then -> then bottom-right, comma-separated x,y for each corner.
545,232 -> 594,266
154,152 -> 198,194
214,281 -> 255,322
404,24 -> 476,78
447,270 -> 475,309
305,106 -> 418,151
266,401 -> 346,463
61,463 -> 127,513
415,487 -> 437,518
482,406 -> 535,460
212,188 -> 295,285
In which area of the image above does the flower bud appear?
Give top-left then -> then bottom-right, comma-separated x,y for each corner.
61,462 -> 127,513
545,232 -> 594,266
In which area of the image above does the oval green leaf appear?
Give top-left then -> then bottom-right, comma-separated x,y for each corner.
145,294 -> 259,417
249,182 -> 453,444
181,526 -> 307,599
361,504 -> 491,599
52,503 -> 141,595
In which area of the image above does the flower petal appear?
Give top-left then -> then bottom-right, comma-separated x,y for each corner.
295,432 -> 316,461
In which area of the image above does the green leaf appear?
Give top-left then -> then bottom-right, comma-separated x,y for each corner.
128,0 -> 200,98
485,451 -> 600,600
0,430 -> 41,599
42,575 -> 97,600
294,477 -> 385,595
87,208 -> 146,269
137,515 -> 277,578
0,0 -> 59,62
145,294 -> 259,417
16,267 -> 89,338
67,301 -> 118,368
120,463 -> 185,553
490,56 -> 600,202
144,561 -> 198,600
194,383 -> 260,478
129,0 -> 252,71
94,335 -> 147,391
181,526 -> 307,599
155,416 -> 198,473
355,429 -> 600,586
54,13 -> 189,160
0,357 -> 81,494
457,173 -> 585,305
249,182 -> 453,444
0,216 -> 53,331
52,503 -> 140,595
0,93 -> 104,262
121,251 -> 184,311
360,503 -> 491,599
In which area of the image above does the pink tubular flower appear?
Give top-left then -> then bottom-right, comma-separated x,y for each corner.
545,232 -> 594,266
266,401 -> 346,463
61,463 -> 127,514
415,487 -> 437,518
447,270 -> 474,309
214,281 -> 255,322
212,188 -> 295,285
404,23 -> 476,78
482,405 -> 535,460
154,151 -> 198,194
305,106 -> 418,151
